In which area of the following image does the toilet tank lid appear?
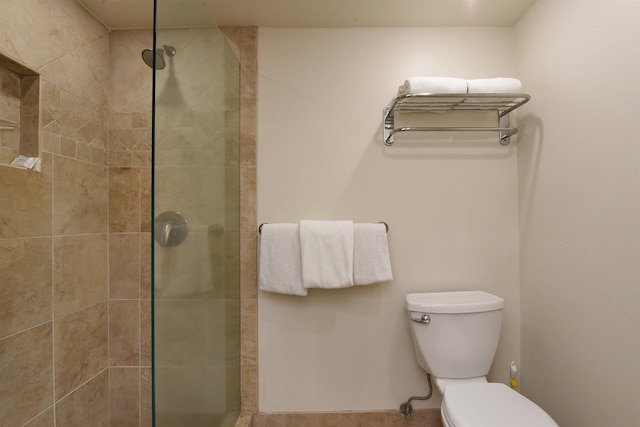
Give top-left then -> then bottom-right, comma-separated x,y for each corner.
406,291 -> 504,313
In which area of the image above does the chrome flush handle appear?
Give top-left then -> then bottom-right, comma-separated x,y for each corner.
411,314 -> 431,324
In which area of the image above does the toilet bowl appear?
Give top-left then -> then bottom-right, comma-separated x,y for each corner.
406,291 -> 558,427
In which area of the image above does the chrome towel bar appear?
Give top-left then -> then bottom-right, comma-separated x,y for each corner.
258,222 -> 389,234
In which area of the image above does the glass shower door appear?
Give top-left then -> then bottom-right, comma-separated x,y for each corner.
151,1 -> 241,426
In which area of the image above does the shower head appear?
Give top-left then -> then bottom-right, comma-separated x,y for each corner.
141,45 -> 177,70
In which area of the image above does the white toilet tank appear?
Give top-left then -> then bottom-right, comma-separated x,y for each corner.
406,291 -> 504,379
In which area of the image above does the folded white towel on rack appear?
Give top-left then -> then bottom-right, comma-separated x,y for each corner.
259,223 -> 307,296
467,78 -> 522,93
300,220 -> 354,289
353,223 -> 393,286
398,77 -> 468,96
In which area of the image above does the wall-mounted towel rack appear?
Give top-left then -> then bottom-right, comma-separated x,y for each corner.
383,93 -> 530,146
258,222 -> 389,234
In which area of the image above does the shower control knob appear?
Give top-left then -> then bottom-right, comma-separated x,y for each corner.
154,211 -> 188,247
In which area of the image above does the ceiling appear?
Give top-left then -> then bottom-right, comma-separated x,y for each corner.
75,0 -> 538,29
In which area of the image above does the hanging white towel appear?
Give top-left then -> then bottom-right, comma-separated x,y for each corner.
258,223 -> 307,296
353,223 -> 393,286
299,220 -> 354,289
398,77 -> 468,96
466,78 -> 522,93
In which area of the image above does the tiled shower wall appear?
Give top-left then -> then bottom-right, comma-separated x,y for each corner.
0,2 -> 255,427
107,28 -> 154,427
0,0 -> 111,425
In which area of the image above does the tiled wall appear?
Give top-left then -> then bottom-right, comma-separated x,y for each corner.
222,26 -> 259,419
107,28 -> 154,427
0,1 -> 110,426
0,1 -> 253,425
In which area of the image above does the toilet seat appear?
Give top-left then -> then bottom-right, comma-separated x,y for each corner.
441,383 -> 558,427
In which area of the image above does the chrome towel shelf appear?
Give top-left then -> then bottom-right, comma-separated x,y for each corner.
383,93 -> 530,146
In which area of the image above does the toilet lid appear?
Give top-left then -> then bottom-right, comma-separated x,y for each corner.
442,383 -> 558,427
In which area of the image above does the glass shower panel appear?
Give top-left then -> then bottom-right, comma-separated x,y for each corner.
152,1 -> 241,426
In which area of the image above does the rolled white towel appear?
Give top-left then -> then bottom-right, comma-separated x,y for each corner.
467,78 -> 522,93
398,77 -> 468,96
259,223 -> 306,296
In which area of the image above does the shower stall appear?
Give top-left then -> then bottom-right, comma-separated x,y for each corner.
150,1 -> 241,425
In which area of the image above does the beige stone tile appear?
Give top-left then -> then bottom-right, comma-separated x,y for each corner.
240,232 -> 257,299
234,412 -> 253,427
140,367 -> 153,427
108,29 -> 153,113
59,136 -> 76,158
40,35 -> 109,106
91,146 -> 107,165
315,412 -> 361,427
20,75 -> 40,158
386,409 -> 442,427
109,300 -> 140,366
240,310 -> 256,367
355,412 -> 389,427
54,303 -> 108,399
53,155 -> 108,235
109,167 -> 141,232
109,367 -> 140,427
0,0 -> 107,70
42,81 -> 60,106
239,27 -> 257,103
53,234 -> 108,319
0,152 -> 52,238
252,411 -> 442,427
239,166 -> 256,232
140,166 -> 151,232
41,130 -> 61,154
240,365 -> 257,413
140,232 -> 152,299
239,109 -> 256,168
253,413 -> 316,427
55,370 -> 109,427
0,237 -> 52,338
140,299 -> 152,366
0,323 -> 53,426
77,141 -> 92,162
109,233 -> 141,299
23,407 -> 55,427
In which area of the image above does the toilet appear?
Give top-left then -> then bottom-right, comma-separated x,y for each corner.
406,291 -> 558,427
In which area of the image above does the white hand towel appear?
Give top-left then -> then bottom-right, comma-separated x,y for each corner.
299,220 -> 354,289
466,78 -> 522,93
354,223 -> 393,286
398,77 -> 468,96
258,223 -> 307,296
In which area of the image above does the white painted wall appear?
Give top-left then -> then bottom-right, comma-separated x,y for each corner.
516,1 -> 640,426
257,28 -> 522,412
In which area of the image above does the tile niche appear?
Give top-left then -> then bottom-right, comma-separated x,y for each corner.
0,52 -> 40,166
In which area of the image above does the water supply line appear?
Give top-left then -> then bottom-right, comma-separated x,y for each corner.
399,372 -> 433,420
